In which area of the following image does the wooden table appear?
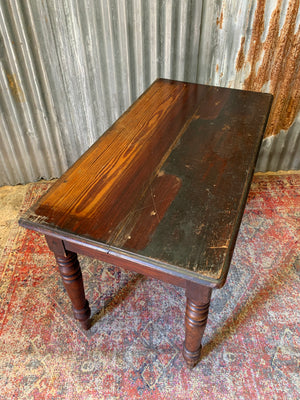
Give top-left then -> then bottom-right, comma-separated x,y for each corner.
19,79 -> 272,368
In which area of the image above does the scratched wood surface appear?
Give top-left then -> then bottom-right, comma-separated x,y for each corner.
20,79 -> 272,285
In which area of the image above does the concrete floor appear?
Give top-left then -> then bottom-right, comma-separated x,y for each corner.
0,180 -> 54,258
0,183 -> 28,257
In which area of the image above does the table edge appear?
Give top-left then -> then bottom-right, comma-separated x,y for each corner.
19,216 -> 224,288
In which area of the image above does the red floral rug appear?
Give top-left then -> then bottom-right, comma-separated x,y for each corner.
0,174 -> 299,399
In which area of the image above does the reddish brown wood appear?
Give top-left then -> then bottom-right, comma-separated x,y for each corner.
183,283 -> 212,368
123,172 -> 182,250
64,240 -> 188,288
31,80 -> 204,243
46,237 -> 91,330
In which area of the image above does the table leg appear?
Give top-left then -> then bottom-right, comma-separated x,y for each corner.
183,282 -> 212,368
45,236 -> 91,330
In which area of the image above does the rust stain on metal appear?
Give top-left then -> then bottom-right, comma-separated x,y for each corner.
243,0 -> 267,88
6,73 -> 24,102
240,0 -> 300,137
217,10 -> 223,29
236,36 -> 246,71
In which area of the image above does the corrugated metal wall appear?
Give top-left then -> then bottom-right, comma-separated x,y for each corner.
1,0 -> 299,186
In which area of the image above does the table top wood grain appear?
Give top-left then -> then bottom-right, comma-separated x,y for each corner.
20,79 -> 273,287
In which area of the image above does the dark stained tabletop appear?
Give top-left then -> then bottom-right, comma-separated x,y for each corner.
20,79 -> 272,287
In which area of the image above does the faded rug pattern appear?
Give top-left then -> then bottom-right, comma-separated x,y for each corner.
0,174 -> 299,399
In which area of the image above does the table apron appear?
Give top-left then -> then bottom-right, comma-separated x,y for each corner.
65,240 -> 199,289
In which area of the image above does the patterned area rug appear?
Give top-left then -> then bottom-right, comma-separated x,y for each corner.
0,174 -> 299,399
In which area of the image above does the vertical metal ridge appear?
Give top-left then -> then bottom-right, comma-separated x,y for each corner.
70,0 -> 97,147
0,2 -> 36,181
15,1 -> 66,177
88,0 -> 113,128
25,1 -> 68,175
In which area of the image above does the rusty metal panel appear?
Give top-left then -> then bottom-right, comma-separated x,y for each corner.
0,0 -> 299,186
198,0 -> 300,171
199,0 -> 300,135
0,0 -> 68,185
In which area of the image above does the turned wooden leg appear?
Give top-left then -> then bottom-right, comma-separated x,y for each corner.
183,282 -> 212,368
46,236 -> 91,330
